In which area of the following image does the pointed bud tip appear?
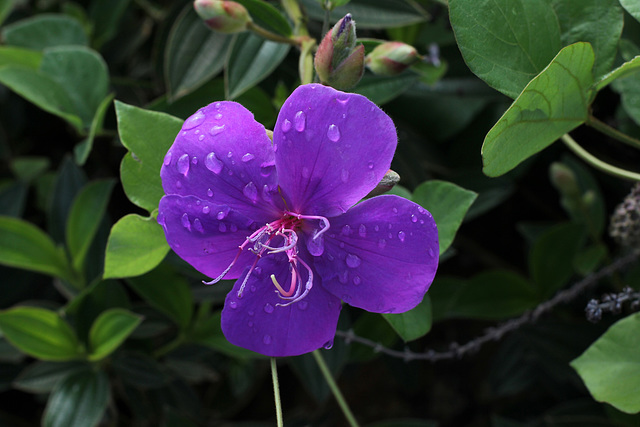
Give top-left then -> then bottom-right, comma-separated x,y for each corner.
193,0 -> 251,33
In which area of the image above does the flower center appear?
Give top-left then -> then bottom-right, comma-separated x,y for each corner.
204,211 -> 330,306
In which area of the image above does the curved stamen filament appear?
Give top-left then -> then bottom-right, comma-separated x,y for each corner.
287,212 -> 330,240
276,256 -> 313,307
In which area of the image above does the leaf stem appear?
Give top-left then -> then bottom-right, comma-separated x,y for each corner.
247,22 -> 309,47
561,134 -> 640,181
312,350 -> 359,427
586,115 -> 640,150
270,357 -> 284,427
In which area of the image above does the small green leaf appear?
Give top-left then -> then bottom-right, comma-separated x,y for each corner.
0,0 -> 18,26
164,5 -> 232,100
126,263 -> 192,329
74,93 -> 114,165
449,0 -> 562,98
115,101 -> 182,212
235,0 -> 292,36
10,156 -> 50,182
594,55 -> 640,92
66,179 -> 115,273
13,361 -> 88,393
300,0 -> 427,29
189,310 -> 261,359
482,43 -> 594,177
1,14 -> 88,50
227,32 -> 290,99
353,73 -> 419,105
103,214 -> 170,279
88,308 -> 142,361
382,295 -> 432,342
42,368 -> 109,427
0,216 -> 71,280
0,46 -> 42,68
0,306 -> 82,361
571,312 -> 640,414
620,0 -> 640,23
412,180 -> 477,254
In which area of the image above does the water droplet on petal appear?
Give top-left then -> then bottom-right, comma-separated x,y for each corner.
302,166 -> 311,178
264,303 -> 274,314
215,113 -> 222,120
183,110 -> 205,130
248,310 -> 254,317
175,181 -> 182,189
193,218 -> 204,233
242,153 -> 255,162
163,152 -> 172,166
243,182 -> 258,201
411,215 -> 418,223
358,224 -> 366,237
327,124 -> 340,142
368,162 -> 374,169
428,248 -> 435,257
336,96 -> 349,105
378,239 -> 387,249
250,285 -> 256,293
262,185 -> 272,202
207,188 -> 214,198
281,119 -> 292,133
209,125 -> 225,136
418,206 -> 426,214
323,340 -> 333,349
307,233 -> 324,256
353,276 -> 361,285
338,271 -> 348,284
346,254 -> 361,268
294,111 -> 306,132
227,151 -> 233,158
392,207 -> 398,214
202,206 -> 210,214
177,154 -> 190,175
219,223 -> 227,232
192,157 -> 199,165
229,300 -> 237,309
205,152 -> 223,174
263,335 -> 272,345
260,161 -> 275,177
216,206 -> 230,220
341,169 -> 349,183
339,242 -> 345,249
341,225 -> 351,236
181,213 -> 191,230
230,223 -> 238,232
198,134 -> 205,141
298,301 -> 308,310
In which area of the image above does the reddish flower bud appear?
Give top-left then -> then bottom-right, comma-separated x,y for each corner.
366,41 -> 419,76
194,0 -> 251,34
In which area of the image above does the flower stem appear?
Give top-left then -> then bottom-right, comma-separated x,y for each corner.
561,134 -> 640,181
312,350 -> 359,427
270,357 -> 284,427
586,115 -> 640,150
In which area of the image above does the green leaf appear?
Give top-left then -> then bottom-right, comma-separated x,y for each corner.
0,306 -> 82,361
227,32 -> 290,99
66,180 -> 115,273
42,368 -> 109,427
0,216 -> 71,280
114,101 -> 183,212
594,55 -> 640,92
353,73 -> 420,105
103,214 -> 170,279
571,312 -> 640,414
13,361 -> 88,393
552,0 -> 623,78
126,263 -> 192,329
612,69 -> 640,127
88,0 -> 130,48
164,5 -> 232,101
1,14 -> 88,50
0,0 -> 18,26
74,93 -> 114,165
482,42 -> 595,177
111,352 -> 168,388
235,0 -> 292,36
88,308 -> 142,361
0,46 -> 42,68
412,180 -> 477,254
189,310 -> 261,359
382,295 -> 432,342
48,156 -> 86,244
300,0 -> 428,29
449,0 -> 562,98
10,156 -> 50,182
620,0 -> 640,23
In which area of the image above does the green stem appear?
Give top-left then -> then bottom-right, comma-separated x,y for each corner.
270,358 -> 284,427
312,350 -> 359,427
561,134 -> 640,182
586,115 -> 640,150
247,21 -> 305,46
281,0 -> 310,37
299,39 -> 316,84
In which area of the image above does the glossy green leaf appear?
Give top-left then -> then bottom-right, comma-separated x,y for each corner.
164,5 -> 232,100
300,0 -> 427,29
612,70 -> 640,127
115,101 -> 182,212
0,46 -> 42,68
552,0 -> 623,78
74,93 -> 114,165
88,308 -> 142,361
13,361 -> 88,393
66,180 -> 115,272
571,312 -> 640,414
227,32 -> 290,99
103,214 -> 170,279
0,216 -> 71,280
42,368 -> 109,427
482,43 -> 594,177
354,73 -> 420,105
620,0 -> 640,23
189,310 -> 261,359
126,263 -> 192,329
1,14 -> 88,50
529,222 -> 585,298
235,0 -> 291,36
382,295 -> 432,342
594,56 -> 640,92
0,307 -> 82,361
412,180 -> 477,254
449,0 -> 562,98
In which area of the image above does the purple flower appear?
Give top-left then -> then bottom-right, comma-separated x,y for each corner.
158,84 -> 439,357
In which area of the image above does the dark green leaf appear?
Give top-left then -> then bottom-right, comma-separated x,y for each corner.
382,295 -> 432,342
0,306 -> 82,361
0,0 -> 17,26
88,0 -> 130,48
13,361 -> 88,393
1,14 -> 88,50
74,93 -> 114,165
88,308 -> 142,361
353,73 -> 419,105
482,43 -> 594,176
620,0 -> 640,23
235,0 -> 292,36
300,0 -> 428,29
594,55 -> 640,92
112,351 -> 168,389
612,68 -> 640,127
10,156 -> 50,182
0,181 -> 27,217
103,214 -> 170,279
189,310 -> 262,359
48,156 -> 86,244
449,0 -> 562,98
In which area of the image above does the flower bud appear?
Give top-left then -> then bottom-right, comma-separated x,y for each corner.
314,14 -> 365,90
194,0 -> 251,34
549,162 -> 580,198
365,41 -> 419,76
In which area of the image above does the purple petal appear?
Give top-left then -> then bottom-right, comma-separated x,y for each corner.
314,195 -> 439,313
158,194 -> 269,280
161,101 -> 281,223
221,254 -> 342,357
273,84 -> 397,217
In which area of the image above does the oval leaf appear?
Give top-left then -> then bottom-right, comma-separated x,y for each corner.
235,0 -> 292,36
88,308 -> 142,361
300,0 -> 427,29
382,295 -> 432,342
1,14 -> 88,50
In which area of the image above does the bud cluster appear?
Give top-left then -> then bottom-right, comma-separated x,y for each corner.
609,183 -> 640,248
585,287 -> 640,322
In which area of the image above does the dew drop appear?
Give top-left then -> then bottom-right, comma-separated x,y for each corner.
209,125 -> 225,136
198,134 -> 205,141
339,242 -> 345,249
418,206 -> 426,214
341,169 -> 349,183
263,335 -> 272,345
215,102 -> 221,108
260,161 -> 275,177
215,113 -> 222,120
207,188 -> 214,198
374,225 -> 380,232
307,233 -> 324,256
323,340 -> 334,350
193,218 -> 204,233
216,206 -> 230,220
338,271 -> 348,284
163,152 -> 172,166
230,223 -> 238,232
281,119 -> 292,133
242,153 -> 255,162
327,124 -> 340,142
341,224 -> 351,236
358,224 -> 367,237
302,166 -> 311,178
229,300 -> 237,309
175,181 -> 182,189
181,213 -> 191,230
205,152 -> 223,174
411,215 -> 418,223
336,96 -> 349,105
183,110 -> 205,130
192,157 -> 199,165
177,154 -> 190,175
298,301 -> 308,311
254,266 -> 263,278
378,239 -> 387,249
420,220 -> 425,225
262,185 -> 273,202
388,233 -> 393,239
428,248 -> 435,257
248,310 -> 254,317
250,285 -> 256,293
294,110 -> 306,132
346,254 -> 361,268
353,276 -> 361,285
367,162 -> 374,169
398,231 -> 406,242
202,205 -> 210,214
243,182 -> 258,201
219,223 -> 227,233
227,151 -> 233,158
392,207 -> 398,214
264,303 -> 274,314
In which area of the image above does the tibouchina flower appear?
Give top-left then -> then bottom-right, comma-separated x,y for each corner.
158,84 -> 439,357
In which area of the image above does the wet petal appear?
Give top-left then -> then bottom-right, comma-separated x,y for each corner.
314,195 -> 439,313
221,255 -> 342,357
161,101 -> 281,223
158,195 -> 268,280
273,84 -> 397,217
